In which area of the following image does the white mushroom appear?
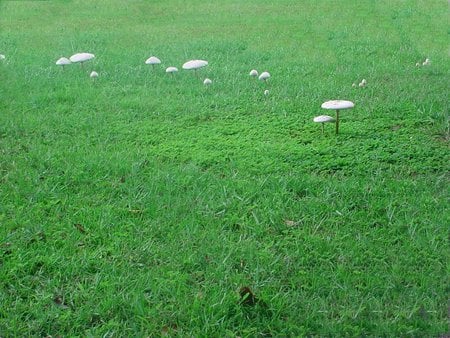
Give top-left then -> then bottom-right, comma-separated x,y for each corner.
165,66 -> 178,74
258,71 -> 270,81
182,60 -> 208,70
56,57 -> 71,68
422,58 -> 431,66
358,79 -> 367,87
321,100 -> 355,134
70,53 -> 95,65
249,69 -> 258,77
203,78 -> 212,85
0,54 -> 5,61
264,89 -> 269,96
90,71 -> 99,78
352,83 -> 357,87
313,115 -> 336,133
415,62 -> 420,67
145,56 -> 161,67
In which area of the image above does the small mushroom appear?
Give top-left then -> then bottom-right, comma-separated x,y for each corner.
258,71 -> 270,81
352,83 -> 357,87
313,115 -> 335,133
70,53 -> 95,65
249,69 -> 258,77
165,66 -> 178,74
358,79 -> 367,87
264,89 -> 269,96
203,78 -> 212,85
321,100 -> 354,134
0,54 -> 5,61
90,71 -> 99,78
415,62 -> 420,67
145,56 -> 161,67
422,58 -> 431,66
56,57 -> 71,69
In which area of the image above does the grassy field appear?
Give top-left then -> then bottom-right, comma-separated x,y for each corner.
0,0 -> 449,336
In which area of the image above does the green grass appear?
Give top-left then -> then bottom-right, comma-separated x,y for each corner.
0,0 -> 449,336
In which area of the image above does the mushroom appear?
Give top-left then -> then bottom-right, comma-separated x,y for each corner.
422,58 -> 431,66
90,71 -> 99,78
321,100 -> 354,134
69,53 -> 95,65
352,83 -> 357,87
258,71 -> 270,81
0,54 -> 5,61
145,56 -> 161,68
415,62 -> 420,67
56,57 -> 71,69
203,78 -> 212,85
182,60 -> 208,71
264,89 -> 269,96
358,79 -> 367,87
165,66 -> 178,74
313,115 -> 335,133
249,69 -> 258,77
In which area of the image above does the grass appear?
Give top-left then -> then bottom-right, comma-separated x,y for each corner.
0,0 -> 449,336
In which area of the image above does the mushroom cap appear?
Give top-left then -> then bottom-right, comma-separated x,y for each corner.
90,71 -> 99,78
313,115 -> 335,123
203,78 -> 212,85
249,69 -> 258,77
70,53 -> 95,63
165,66 -> 178,73
145,56 -> 161,65
258,71 -> 270,81
321,100 -> 354,110
182,60 -> 208,70
56,57 -> 71,66
0,54 -> 5,60
264,89 -> 269,96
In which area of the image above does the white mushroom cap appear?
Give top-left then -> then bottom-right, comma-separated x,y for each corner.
358,82 -> 366,87
258,71 -> 270,81
90,71 -> 99,78
182,60 -> 208,70
70,53 -> 95,63
313,115 -> 335,123
0,54 -> 5,60
361,79 -> 367,85
56,57 -> 71,66
249,69 -> 258,77
165,66 -> 178,73
264,89 -> 269,96
321,100 -> 355,110
203,78 -> 212,85
415,62 -> 420,67
145,56 -> 161,65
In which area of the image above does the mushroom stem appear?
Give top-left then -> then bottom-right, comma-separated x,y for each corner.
335,109 -> 340,134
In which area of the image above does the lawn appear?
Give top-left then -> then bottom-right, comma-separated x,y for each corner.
0,0 -> 448,336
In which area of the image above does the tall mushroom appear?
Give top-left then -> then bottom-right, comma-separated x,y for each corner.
182,59 -> 208,70
69,53 -> 95,66
258,71 -> 270,81
321,100 -> 354,134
